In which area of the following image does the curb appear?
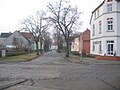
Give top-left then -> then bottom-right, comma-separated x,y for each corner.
0,79 -> 27,90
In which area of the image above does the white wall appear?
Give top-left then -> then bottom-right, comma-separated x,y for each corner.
90,0 -> 120,56
117,37 -> 120,56
5,31 -> 28,47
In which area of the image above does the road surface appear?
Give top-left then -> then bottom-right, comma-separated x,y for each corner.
0,50 -> 120,90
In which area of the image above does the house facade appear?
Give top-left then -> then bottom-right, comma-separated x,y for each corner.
0,33 -> 12,49
4,31 -> 32,51
90,0 -> 120,60
71,36 -> 80,53
71,29 -> 90,55
79,29 -> 90,55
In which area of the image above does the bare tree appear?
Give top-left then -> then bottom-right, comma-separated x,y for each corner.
44,32 -> 52,52
48,0 -> 81,57
20,10 -> 49,55
53,29 -> 63,52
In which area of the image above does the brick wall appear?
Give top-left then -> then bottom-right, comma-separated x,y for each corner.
95,55 -> 120,61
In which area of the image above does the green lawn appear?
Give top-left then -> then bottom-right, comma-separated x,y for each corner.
0,52 -> 39,62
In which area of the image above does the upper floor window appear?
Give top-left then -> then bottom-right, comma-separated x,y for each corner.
93,24 -> 95,36
107,4 -> 112,12
97,10 -> 99,17
94,12 -> 96,19
12,37 -> 19,46
99,21 -> 102,34
107,18 -> 113,31
107,0 -> 113,2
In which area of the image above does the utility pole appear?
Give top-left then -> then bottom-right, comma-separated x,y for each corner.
80,34 -> 83,63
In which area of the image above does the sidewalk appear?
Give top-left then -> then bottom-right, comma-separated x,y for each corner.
61,53 -> 120,65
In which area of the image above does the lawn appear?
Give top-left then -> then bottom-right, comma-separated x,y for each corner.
0,52 -> 39,62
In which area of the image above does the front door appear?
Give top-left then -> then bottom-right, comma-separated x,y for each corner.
107,41 -> 114,56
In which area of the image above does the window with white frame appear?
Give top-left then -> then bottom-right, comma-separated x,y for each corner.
94,12 -> 96,19
92,42 -> 95,51
99,21 -> 102,34
107,4 -> 112,12
97,10 -> 99,17
99,41 -> 102,52
107,41 -> 114,55
93,24 -> 95,36
107,18 -> 113,31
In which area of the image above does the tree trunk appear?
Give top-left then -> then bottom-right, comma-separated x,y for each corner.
36,41 -> 39,55
40,41 -> 43,54
65,38 -> 69,57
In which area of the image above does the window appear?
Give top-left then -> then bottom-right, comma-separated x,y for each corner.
13,37 -> 19,46
92,42 -> 95,51
94,12 -> 96,19
107,0 -> 113,2
13,37 -> 18,42
99,41 -> 102,52
107,41 -> 114,55
93,25 -> 95,36
97,10 -> 99,17
107,4 -> 112,12
107,18 -> 113,31
99,21 -> 102,34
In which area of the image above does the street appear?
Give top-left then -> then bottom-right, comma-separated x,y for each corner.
0,50 -> 120,90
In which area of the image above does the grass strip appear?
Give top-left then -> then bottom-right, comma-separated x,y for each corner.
0,52 -> 39,62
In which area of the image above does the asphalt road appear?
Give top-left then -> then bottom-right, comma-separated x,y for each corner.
0,50 -> 120,90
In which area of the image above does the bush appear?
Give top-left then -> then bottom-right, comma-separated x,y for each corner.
82,49 -> 86,57
6,51 -> 27,57
71,51 -> 79,55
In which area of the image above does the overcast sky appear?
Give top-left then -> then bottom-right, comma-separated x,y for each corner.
0,0 -> 103,33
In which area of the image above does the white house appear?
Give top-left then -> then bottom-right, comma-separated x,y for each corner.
4,31 -> 31,50
90,0 -> 120,60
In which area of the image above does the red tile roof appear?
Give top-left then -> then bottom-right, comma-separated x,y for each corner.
21,32 -> 33,39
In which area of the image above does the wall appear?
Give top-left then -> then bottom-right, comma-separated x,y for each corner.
5,31 -> 29,48
90,0 -> 120,57
80,30 -> 90,55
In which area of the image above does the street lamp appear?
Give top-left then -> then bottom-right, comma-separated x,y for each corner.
80,34 -> 83,63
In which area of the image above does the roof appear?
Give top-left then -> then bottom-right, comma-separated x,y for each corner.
92,0 -> 105,14
116,0 -> 120,1
90,0 -> 105,24
21,32 -> 33,39
90,0 -> 120,24
0,33 -> 12,38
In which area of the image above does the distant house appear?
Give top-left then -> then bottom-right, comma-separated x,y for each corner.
0,33 -> 12,49
0,31 -> 44,52
90,0 -> 120,60
71,29 -> 90,55
0,33 -> 12,38
4,31 -> 31,49
71,36 -> 80,54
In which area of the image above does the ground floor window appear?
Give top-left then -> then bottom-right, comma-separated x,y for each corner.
92,42 -> 95,51
107,40 -> 114,55
99,41 -> 102,51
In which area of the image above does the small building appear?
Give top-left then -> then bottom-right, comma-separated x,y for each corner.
71,36 -> 80,54
0,32 -> 12,49
4,31 -> 32,52
79,29 -> 90,55
71,29 -> 90,55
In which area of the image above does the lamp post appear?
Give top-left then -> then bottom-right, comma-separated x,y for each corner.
80,34 -> 83,63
